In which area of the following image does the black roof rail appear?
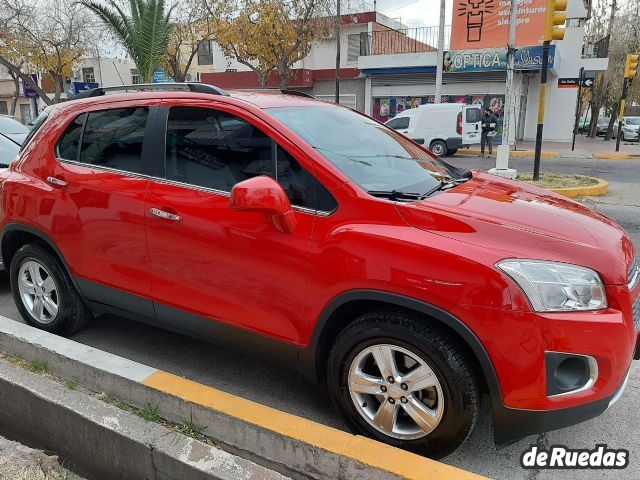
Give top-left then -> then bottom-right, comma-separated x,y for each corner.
71,82 -> 230,100
280,89 -> 314,98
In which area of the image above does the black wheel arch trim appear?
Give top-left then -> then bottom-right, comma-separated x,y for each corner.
0,223 -> 83,292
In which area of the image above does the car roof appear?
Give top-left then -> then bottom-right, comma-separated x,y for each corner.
51,88 -> 331,117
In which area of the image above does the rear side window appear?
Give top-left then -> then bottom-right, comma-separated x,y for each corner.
19,109 -> 49,152
466,108 -> 481,123
78,107 -> 149,174
386,117 -> 410,130
56,113 -> 86,161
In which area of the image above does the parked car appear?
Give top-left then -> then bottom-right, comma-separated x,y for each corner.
385,103 -> 482,156
594,117 -> 620,138
0,133 -> 19,168
0,114 -> 31,144
0,84 -> 637,458
620,116 -> 640,141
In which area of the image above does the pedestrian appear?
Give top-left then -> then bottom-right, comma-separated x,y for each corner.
481,108 -> 498,157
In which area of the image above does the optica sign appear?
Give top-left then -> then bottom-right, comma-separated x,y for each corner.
443,45 -> 555,73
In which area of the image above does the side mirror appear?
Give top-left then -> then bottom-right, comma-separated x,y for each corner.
230,176 -> 296,234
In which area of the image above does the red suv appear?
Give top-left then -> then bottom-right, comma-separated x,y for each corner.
1,84 -> 637,458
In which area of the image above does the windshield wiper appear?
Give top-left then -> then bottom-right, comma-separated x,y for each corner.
367,190 -> 424,201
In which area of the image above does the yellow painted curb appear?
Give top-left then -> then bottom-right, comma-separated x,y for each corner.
592,153 -> 640,160
143,370 -> 487,480
548,178 -> 608,198
461,149 -> 557,158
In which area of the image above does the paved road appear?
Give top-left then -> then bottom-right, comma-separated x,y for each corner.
0,155 -> 638,479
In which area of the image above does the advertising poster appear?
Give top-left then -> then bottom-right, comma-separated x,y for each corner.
379,98 -> 390,117
396,98 -> 406,114
451,0 -> 547,50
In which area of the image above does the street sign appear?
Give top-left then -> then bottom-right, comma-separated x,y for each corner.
581,77 -> 595,88
72,81 -> 99,94
558,78 -> 580,88
152,68 -> 173,83
23,74 -> 38,98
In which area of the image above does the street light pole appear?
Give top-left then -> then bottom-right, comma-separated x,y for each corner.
434,0 -> 446,103
335,0 -> 341,104
490,0 -> 517,179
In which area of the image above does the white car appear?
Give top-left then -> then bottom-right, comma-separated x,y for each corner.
385,103 -> 482,156
0,115 -> 30,144
620,116 -> 640,141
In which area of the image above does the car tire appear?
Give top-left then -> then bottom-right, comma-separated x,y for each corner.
446,148 -> 458,156
327,311 -> 479,459
429,140 -> 447,157
10,244 -> 91,336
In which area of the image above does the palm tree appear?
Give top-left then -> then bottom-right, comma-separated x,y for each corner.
80,0 -> 174,83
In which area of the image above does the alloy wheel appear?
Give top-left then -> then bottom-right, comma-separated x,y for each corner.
347,343 -> 444,440
18,260 -> 59,324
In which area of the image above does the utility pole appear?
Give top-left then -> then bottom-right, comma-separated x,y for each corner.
434,0 -> 446,103
616,53 -> 639,151
533,0 -> 567,181
335,0 -> 341,105
491,0 -> 518,179
571,67 -> 584,151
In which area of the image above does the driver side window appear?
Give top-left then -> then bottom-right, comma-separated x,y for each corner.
165,107 -> 337,212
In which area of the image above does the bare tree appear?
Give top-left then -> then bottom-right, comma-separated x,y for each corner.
167,0 -> 213,82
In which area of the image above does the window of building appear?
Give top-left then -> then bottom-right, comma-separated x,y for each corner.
78,107 -> 149,174
0,101 -> 8,115
56,113 -> 87,161
82,67 -> 95,84
165,107 -> 336,212
131,69 -> 141,85
197,41 -> 213,66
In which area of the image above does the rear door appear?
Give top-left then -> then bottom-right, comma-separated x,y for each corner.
48,100 -> 158,315
461,105 -> 482,145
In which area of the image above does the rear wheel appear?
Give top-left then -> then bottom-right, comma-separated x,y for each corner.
10,244 -> 91,335
327,311 -> 479,458
429,140 -> 447,157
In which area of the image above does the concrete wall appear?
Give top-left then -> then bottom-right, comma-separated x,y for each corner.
0,79 -> 31,124
78,57 -> 137,86
313,78 -> 366,111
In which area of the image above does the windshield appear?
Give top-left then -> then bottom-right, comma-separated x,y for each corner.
268,106 -> 459,194
0,135 -> 19,167
625,117 -> 640,125
0,116 -> 30,134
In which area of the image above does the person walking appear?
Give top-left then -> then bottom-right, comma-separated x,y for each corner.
481,109 -> 498,157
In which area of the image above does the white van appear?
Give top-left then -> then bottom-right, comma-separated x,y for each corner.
385,103 -> 482,156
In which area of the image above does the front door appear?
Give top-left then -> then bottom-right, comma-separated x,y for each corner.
144,104 -> 332,344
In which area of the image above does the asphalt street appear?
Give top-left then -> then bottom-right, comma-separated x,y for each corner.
0,155 -> 638,479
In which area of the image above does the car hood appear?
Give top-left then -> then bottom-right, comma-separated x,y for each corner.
396,172 -> 634,285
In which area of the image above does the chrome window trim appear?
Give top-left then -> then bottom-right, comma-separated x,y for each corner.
628,259 -> 639,291
545,351 -> 599,398
55,158 -> 334,217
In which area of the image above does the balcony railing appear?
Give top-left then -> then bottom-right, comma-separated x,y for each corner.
348,26 -> 451,61
582,34 -> 609,59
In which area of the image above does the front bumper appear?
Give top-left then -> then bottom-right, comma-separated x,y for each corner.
494,366 -> 631,446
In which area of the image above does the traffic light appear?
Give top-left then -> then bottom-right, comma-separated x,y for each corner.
544,0 -> 567,42
625,54 -> 639,79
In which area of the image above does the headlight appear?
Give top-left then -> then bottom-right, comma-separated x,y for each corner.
497,260 -> 607,312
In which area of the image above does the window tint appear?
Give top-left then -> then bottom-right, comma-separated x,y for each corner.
166,107 -> 272,192
56,113 -> 86,161
166,107 -> 337,212
466,107 -> 481,123
79,107 -> 148,174
386,117 -> 410,130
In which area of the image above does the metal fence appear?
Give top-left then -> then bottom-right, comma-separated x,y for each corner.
347,26 -> 451,61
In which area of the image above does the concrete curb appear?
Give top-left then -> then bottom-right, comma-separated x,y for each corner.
547,177 -> 609,198
592,153 -> 640,159
458,149 -> 557,158
0,358 -> 289,480
0,317 -> 487,480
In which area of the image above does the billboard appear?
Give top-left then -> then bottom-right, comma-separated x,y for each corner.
443,45 -> 555,73
451,0 -> 547,50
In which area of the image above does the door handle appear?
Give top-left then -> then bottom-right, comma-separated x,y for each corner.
47,176 -> 68,188
150,207 -> 182,222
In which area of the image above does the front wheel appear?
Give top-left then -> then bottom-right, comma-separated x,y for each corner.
429,140 -> 447,157
327,311 -> 479,458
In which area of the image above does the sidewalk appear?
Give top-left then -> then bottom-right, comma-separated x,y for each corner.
462,135 -> 640,159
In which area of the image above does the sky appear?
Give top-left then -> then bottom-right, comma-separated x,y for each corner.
378,0 -> 454,28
